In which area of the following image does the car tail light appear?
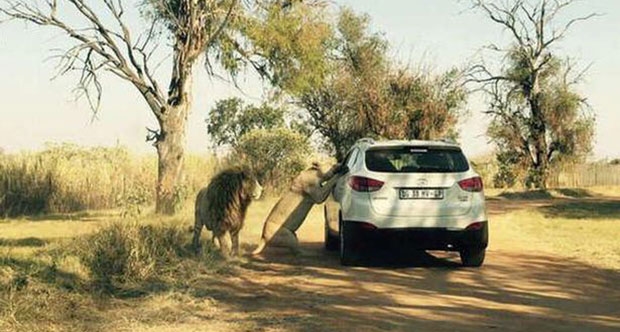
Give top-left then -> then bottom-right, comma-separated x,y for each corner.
357,221 -> 378,231
458,176 -> 483,192
466,222 -> 485,231
349,176 -> 384,192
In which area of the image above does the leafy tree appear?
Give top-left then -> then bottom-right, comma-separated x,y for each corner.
0,0 -> 330,214
206,98 -> 285,147
206,97 -> 311,190
295,8 -> 467,160
233,128 -> 311,191
387,68 -> 466,142
469,0 -> 596,189
241,0 -> 333,96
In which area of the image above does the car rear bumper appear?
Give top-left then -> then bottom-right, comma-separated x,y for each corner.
340,195 -> 488,229
345,220 -> 489,251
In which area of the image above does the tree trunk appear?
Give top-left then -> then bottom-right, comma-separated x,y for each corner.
529,92 -> 549,190
531,140 -> 549,189
155,105 -> 189,214
154,31 -> 194,215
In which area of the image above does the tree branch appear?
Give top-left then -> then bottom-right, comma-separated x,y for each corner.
1,0 -> 167,118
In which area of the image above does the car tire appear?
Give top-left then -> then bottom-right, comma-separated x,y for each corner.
339,218 -> 359,266
324,208 -> 339,251
460,247 -> 486,267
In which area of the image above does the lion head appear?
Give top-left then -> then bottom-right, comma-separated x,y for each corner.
242,175 -> 263,201
309,161 -> 333,178
195,165 -> 263,234
232,165 -> 263,201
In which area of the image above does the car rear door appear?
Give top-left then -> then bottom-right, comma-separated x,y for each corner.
364,146 -> 475,218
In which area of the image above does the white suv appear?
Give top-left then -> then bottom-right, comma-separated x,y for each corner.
324,138 -> 488,267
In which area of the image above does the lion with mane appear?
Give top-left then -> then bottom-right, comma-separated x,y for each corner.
193,166 -> 263,257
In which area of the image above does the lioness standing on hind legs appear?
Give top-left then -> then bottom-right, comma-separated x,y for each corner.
252,162 -> 347,256
193,166 -> 263,258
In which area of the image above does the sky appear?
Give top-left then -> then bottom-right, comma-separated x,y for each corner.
0,0 -> 618,160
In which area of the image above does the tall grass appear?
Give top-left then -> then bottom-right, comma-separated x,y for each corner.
0,154 -> 55,216
0,144 -> 217,217
75,221 -> 195,291
0,218 -> 227,330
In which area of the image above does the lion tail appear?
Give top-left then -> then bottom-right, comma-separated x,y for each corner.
252,238 -> 267,255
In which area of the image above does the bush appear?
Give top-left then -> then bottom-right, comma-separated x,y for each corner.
75,222 -> 193,290
233,128 -> 311,191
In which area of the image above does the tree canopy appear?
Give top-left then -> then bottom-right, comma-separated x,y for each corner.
0,0 -> 333,213
206,97 -> 310,190
207,98 -> 286,148
469,0 -> 596,189
289,8 -> 468,160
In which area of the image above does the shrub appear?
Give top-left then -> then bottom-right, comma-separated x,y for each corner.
233,128 -> 311,191
75,222 -> 193,290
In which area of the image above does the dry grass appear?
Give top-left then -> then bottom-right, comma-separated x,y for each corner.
0,195 -> 322,331
1,188 -> 620,330
0,145 -> 218,217
0,196 -> 290,331
583,185 -> 620,197
486,186 -> 620,269
485,186 -> 620,200
490,208 -> 620,270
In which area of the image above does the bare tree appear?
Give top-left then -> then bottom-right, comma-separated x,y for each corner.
469,0 -> 597,189
0,0 -> 243,214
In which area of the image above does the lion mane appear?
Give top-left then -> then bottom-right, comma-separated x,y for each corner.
193,166 -> 261,256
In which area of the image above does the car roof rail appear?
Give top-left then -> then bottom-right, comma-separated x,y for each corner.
438,137 -> 458,145
356,137 -> 375,145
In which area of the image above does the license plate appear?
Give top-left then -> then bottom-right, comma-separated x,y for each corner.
399,188 -> 444,200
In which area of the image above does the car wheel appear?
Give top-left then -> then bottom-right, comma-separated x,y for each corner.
339,218 -> 358,266
460,248 -> 486,267
324,207 -> 339,251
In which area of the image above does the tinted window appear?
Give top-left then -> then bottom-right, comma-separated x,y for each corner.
365,146 -> 469,173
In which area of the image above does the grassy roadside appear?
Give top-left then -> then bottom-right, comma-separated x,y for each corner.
486,186 -> 620,270
0,188 -> 619,330
0,197 -> 288,331
490,209 -> 620,270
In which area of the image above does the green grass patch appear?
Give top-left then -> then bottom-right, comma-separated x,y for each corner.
491,208 -> 620,270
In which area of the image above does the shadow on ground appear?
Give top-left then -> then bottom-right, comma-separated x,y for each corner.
194,242 -> 620,331
553,188 -> 594,198
0,237 -> 48,247
486,193 -> 620,220
494,190 -> 554,200
538,199 -> 620,220
24,210 -> 113,222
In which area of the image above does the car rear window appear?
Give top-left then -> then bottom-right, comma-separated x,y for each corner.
365,146 -> 469,173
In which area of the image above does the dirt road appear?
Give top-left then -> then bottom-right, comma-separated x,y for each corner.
153,197 -> 620,332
